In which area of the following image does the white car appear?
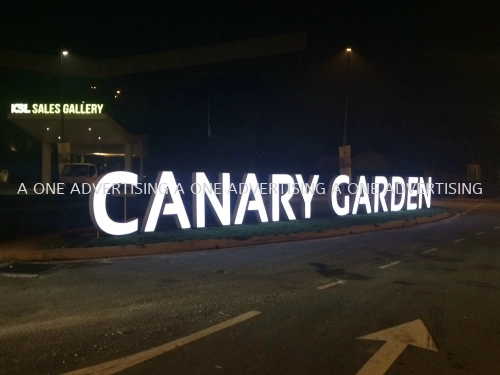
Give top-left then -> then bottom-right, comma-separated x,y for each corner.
60,163 -> 98,189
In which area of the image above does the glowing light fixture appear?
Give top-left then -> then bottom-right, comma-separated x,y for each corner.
92,152 -> 125,157
346,48 -> 352,52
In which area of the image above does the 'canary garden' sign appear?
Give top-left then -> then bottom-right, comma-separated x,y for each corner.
88,171 -> 433,236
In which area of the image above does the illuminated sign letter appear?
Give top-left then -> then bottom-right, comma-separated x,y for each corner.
232,173 -> 268,224
372,176 -> 389,213
418,177 -> 432,208
10,103 -> 30,114
390,176 -> 406,212
269,174 -> 296,221
192,172 -> 231,228
406,177 -> 419,210
352,176 -> 372,215
295,174 -> 319,219
141,171 -> 191,231
89,171 -> 138,235
330,175 -> 350,216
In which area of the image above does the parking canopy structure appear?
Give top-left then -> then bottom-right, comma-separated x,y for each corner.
7,112 -> 147,183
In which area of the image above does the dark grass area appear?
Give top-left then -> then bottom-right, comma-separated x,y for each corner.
0,194 -> 148,241
44,207 -> 449,249
0,195 -> 91,241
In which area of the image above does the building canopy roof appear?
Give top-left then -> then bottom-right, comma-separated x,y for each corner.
7,113 -> 146,155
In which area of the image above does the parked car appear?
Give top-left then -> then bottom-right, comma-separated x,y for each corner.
60,163 -> 98,190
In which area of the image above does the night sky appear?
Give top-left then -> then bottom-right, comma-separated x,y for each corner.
1,1 -> 499,183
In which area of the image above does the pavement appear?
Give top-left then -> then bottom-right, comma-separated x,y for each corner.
0,197 -> 499,375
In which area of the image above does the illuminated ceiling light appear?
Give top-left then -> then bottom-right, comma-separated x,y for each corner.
58,136 -> 61,139
46,127 -> 49,131
92,152 -> 125,157
98,136 -> 101,140
88,128 -> 92,131
114,95 -> 117,99
62,51 -> 68,56
116,90 -> 121,94
346,48 -> 352,52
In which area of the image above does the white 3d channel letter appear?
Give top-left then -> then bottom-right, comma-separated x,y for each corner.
295,174 -> 319,219
406,177 -> 419,210
192,172 -> 231,228
270,174 -> 296,221
141,171 -> 191,232
232,173 -> 269,224
390,176 -> 406,212
89,171 -> 138,235
373,176 -> 389,213
330,175 -> 350,216
418,177 -> 432,208
352,176 -> 372,215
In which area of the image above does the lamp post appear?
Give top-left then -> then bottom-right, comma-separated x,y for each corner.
338,48 -> 352,181
60,51 -> 68,142
58,51 -> 69,176
343,48 -> 351,146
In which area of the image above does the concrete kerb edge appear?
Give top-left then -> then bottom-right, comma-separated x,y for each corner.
2,211 -> 455,262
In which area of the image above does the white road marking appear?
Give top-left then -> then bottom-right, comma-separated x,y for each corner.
60,311 -> 261,375
317,280 -> 346,290
454,239 -> 464,243
494,226 -> 500,230
422,248 -> 438,254
476,232 -> 484,235
356,319 -> 438,375
379,261 -> 400,269
461,212 -> 467,215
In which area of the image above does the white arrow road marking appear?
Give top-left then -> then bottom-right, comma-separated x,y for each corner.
476,232 -> 484,235
379,261 -> 400,269
454,238 -> 464,243
317,280 -> 346,290
60,311 -> 261,375
356,319 -> 438,375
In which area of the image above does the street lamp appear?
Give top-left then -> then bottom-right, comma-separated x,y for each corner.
60,51 -> 68,142
58,50 -> 69,176
343,48 -> 351,146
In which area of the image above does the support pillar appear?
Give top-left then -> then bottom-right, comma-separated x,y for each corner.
124,144 -> 132,172
42,142 -> 51,184
139,153 -> 144,182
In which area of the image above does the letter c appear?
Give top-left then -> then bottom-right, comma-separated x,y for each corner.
89,171 -> 138,235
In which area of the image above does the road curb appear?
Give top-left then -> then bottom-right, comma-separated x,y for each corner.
0,211 -> 454,262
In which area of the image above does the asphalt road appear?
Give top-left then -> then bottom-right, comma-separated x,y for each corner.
0,199 -> 499,375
